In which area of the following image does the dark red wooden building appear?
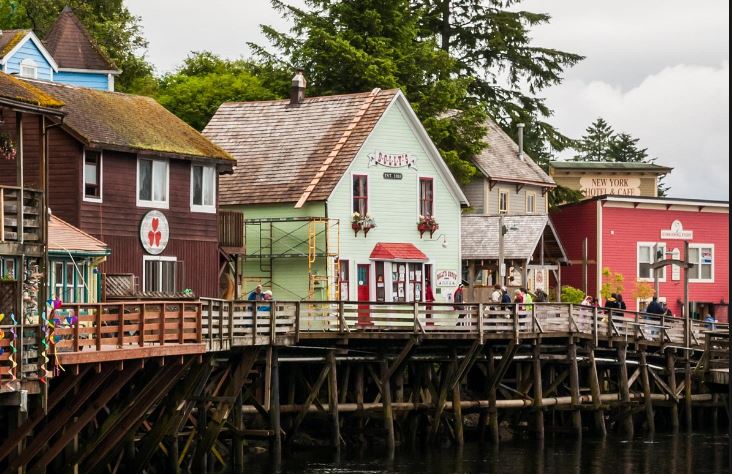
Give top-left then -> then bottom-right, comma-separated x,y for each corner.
551,195 -> 729,322
0,80 -> 234,298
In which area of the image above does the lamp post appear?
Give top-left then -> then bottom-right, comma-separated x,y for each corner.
498,215 -> 518,287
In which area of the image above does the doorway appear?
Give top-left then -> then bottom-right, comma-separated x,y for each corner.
357,264 -> 371,326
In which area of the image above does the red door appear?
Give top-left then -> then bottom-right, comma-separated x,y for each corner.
357,264 -> 371,326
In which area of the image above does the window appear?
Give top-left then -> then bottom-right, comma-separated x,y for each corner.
191,164 -> 216,212
143,257 -> 178,293
353,175 -> 368,215
526,192 -> 536,214
419,178 -> 434,217
1,257 -> 16,280
20,59 -> 38,79
688,245 -> 714,282
83,150 -> 102,201
638,243 -> 666,281
498,189 -> 509,214
52,261 -> 87,303
137,158 -> 169,208
339,260 -> 350,301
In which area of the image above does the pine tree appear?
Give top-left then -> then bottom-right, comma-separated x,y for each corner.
573,118 -> 615,162
607,133 -> 651,163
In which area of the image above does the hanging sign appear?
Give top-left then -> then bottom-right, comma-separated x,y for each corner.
368,152 -> 417,169
579,176 -> 641,197
435,270 -> 458,287
671,248 -> 681,281
661,220 -> 693,240
140,210 -> 170,255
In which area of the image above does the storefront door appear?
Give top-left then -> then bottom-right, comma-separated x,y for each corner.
357,264 -> 371,326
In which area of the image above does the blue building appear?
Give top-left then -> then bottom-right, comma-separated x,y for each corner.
0,7 -> 120,91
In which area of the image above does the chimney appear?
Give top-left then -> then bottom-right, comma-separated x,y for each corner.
290,69 -> 306,106
517,123 -> 525,161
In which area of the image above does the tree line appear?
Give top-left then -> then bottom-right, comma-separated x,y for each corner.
0,0 -> 667,199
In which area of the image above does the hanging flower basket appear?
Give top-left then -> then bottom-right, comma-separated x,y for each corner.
351,212 -> 376,237
417,215 -> 439,238
0,132 -> 17,161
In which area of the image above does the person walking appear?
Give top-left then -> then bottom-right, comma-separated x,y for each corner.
645,296 -> 664,315
522,287 -> 533,311
490,284 -> 503,305
616,293 -> 627,311
425,283 -> 435,327
453,284 -> 466,325
248,284 -> 264,301
501,286 -> 511,304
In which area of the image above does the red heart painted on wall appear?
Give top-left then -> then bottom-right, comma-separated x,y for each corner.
152,218 -> 159,231
155,231 -> 161,247
148,230 -> 155,247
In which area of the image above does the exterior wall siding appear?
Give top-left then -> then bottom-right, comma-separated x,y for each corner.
462,178 -> 485,214
550,201 -> 599,298
328,101 -> 463,303
486,183 -> 547,215
4,39 -> 54,81
54,71 -> 110,91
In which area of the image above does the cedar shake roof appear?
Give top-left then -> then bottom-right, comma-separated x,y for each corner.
474,118 -> 555,187
49,215 -> 109,255
370,243 -> 428,261
43,7 -> 118,71
0,72 -> 64,109
0,30 -> 30,59
461,214 -> 567,262
29,80 -> 233,162
549,161 -> 673,173
204,88 -> 399,205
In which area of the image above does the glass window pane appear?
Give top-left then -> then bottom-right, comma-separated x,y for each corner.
689,248 -> 700,264
639,263 -> 650,279
153,160 -> 168,202
204,167 -> 215,206
192,166 -> 203,205
701,264 -> 712,280
139,160 -> 152,201
639,246 -> 650,263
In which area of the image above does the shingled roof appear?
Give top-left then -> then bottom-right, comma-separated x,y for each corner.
49,215 -> 109,255
474,118 -> 555,187
549,161 -> 673,172
0,30 -> 30,60
0,71 -> 64,109
204,89 -> 399,205
43,7 -> 118,72
29,80 -> 233,162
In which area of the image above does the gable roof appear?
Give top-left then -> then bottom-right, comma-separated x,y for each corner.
29,80 -> 233,162
204,89 -> 399,205
0,71 -> 64,110
549,161 -> 673,173
370,243 -> 428,261
49,215 -> 109,255
473,118 -> 555,187
43,7 -> 118,72
0,30 -> 58,71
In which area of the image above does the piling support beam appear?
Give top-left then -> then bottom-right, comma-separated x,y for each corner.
381,360 -> 395,454
588,349 -> 606,436
487,349 -> 499,443
684,358 -> 692,432
532,343 -> 544,439
568,340 -> 582,435
665,350 -> 679,432
640,351 -> 655,434
327,350 -> 340,449
451,352 -> 464,447
617,343 -> 634,437
271,347 -> 283,462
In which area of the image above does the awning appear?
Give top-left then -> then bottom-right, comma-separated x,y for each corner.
48,215 -> 110,257
370,243 -> 428,261
461,215 -> 568,263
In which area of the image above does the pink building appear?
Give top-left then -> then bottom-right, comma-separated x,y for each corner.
551,195 -> 729,322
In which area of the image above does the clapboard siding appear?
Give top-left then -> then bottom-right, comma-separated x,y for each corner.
550,201 -> 598,297
0,113 -> 44,188
54,71 -> 110,91
4,38 -> 54,81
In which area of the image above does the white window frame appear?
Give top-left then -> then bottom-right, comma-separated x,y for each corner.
136,157 -> 170,209
526,192 -> 536,214
20,58 -> 38,79
637,242 -> 666,282
190,163 -> 217,213
498,189 -> 510,214
687,244 -> 714,283
417,175 -> 436,219
82,149 -> 103,203
142,256 -> 178,292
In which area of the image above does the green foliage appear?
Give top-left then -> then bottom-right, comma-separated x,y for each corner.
600,267 -> 624,300
155,52 -> 280,131
252,0 -> 487,184
0,0 -> 152,92
560,286 -> 585,304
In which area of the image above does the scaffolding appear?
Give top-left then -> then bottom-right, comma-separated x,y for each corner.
239,217 -> 340,301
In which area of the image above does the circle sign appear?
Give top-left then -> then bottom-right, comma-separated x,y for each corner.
140,210 -> 170,255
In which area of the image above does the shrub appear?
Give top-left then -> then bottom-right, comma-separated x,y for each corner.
560,286 -> 585,304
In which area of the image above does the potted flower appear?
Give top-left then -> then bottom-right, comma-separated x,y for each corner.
351,212 -> 363,236
417,215 -> 439,238
361,213 -> 376,237
0,132 -> 16,161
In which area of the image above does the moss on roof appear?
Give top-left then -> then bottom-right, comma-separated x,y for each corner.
0,72 -> 64,108
0,30 -> 29,58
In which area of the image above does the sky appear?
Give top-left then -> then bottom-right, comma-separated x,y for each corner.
125,0 -> 730,201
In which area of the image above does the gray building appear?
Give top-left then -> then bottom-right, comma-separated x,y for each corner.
461,119 -> 567,301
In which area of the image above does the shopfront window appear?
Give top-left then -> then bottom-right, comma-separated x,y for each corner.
390,262 -> 423,302
688,245 -> 714,282
638,242 -> 666,281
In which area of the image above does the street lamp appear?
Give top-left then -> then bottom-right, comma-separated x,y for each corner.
498,215 -> 518,287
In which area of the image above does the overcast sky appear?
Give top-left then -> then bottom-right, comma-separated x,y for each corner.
125,0 -> 729,201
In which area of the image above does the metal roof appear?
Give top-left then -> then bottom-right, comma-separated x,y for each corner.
550,161 -> 673,172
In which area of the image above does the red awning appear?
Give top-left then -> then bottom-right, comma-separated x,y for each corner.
369,243 -> 428,261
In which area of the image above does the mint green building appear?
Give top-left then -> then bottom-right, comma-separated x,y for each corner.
205,78 -> 468,303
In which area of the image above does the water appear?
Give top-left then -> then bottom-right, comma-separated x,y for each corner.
248,433 -> 729,473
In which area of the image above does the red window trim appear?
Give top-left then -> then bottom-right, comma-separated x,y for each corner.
353,174 -> 368,215
420,177 -> 434,216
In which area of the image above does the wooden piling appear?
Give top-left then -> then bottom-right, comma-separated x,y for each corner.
684,358 -> 692,432
665,350 -> 679,432
532,343 -> 544,439
233,392 -> 244,473
327,351 -> 340,448
588,349 -> 607,435
617,343 -> 634,437
568,340 -> 582,435
381,360 -> 395,453
639,351 -> 655,433
270,348 -> 282,461
487,349 -> 499,443
451,353 -> 464,447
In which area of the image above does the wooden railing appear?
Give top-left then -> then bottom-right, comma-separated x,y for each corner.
0,186 -> 43,243
0,323 -> 44,391
200,299 -> 730,349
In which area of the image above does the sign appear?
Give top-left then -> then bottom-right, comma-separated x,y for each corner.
534,269 -> 546,291
579,176 -> 641,197
368,152 -> 417,169
671,248 -> 681,281
661,220 -> 693,240
435,270 -> 458,287
140,210 -> 170,255
702,249 -> 713,264
383,172 -> 403,180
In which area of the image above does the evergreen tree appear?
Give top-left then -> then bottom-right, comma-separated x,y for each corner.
252,0 -> 487,184
607,132 -> 650,163
0,0 -> 152,91
573,118 -> 615,162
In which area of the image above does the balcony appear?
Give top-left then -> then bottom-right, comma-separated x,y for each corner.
0,186 -> 43,255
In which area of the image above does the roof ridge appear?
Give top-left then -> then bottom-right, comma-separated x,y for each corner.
44,7 -> 117,70
220,88 -> 400,107
294,88 -> 384,208
50,215 -> 108,247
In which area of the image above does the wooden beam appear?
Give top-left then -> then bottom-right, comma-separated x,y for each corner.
381,338 -> 418,386
381,359 -> 395,453
617,343 -> 634,437
639,351 -> 655,434
450,340 -> 483,391
327,351 -> 340,448
289,362 -> 331,436
568,341 -> 582,434
588,349 -> 606,436
532,343 -> 544,439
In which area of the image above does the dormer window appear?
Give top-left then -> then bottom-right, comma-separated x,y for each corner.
20,59 -> 38,79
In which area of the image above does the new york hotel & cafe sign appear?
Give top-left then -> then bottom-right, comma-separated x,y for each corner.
579,176 -> 641,197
